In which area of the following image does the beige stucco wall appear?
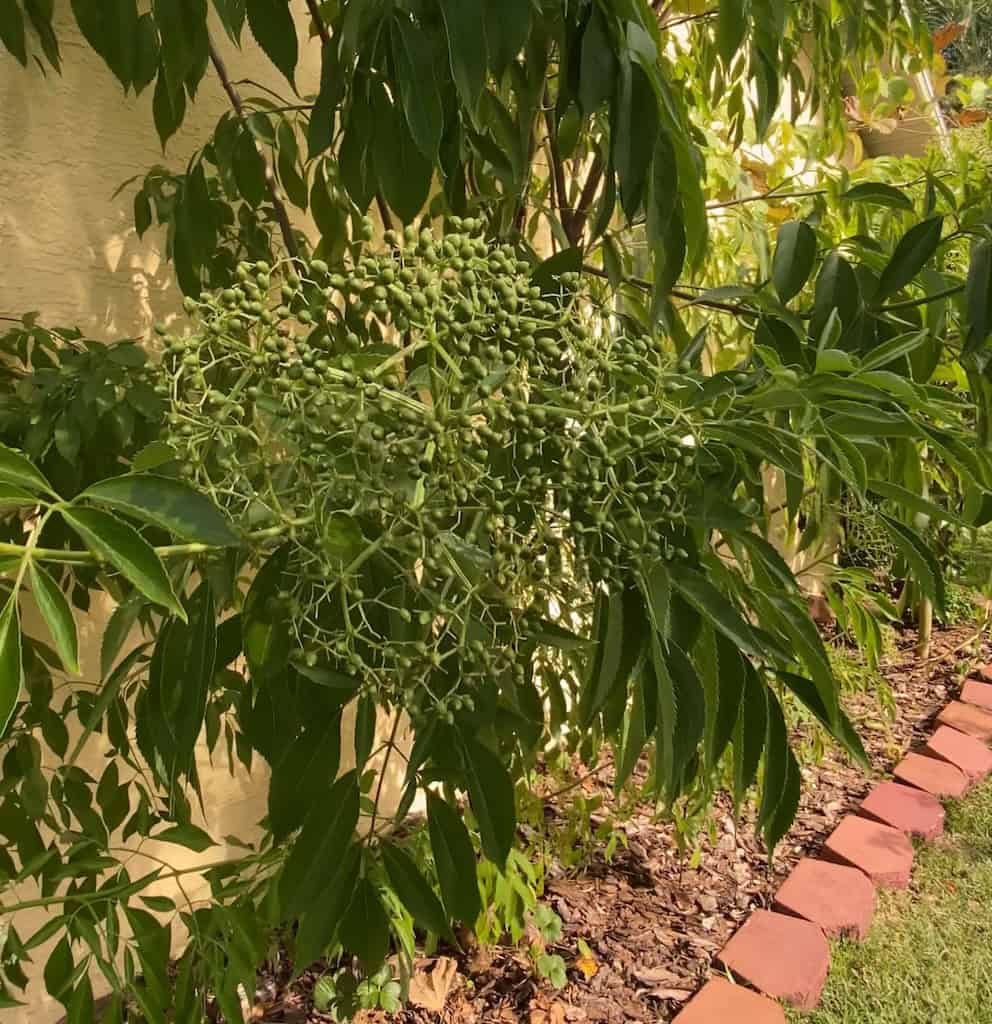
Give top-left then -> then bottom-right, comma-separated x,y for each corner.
0,14 -> 368,1024
0,9 -> 320,339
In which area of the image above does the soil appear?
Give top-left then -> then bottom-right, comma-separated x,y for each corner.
252,622 -> 988,1024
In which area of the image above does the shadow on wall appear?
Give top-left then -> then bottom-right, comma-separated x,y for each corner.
0,8 -> 321,340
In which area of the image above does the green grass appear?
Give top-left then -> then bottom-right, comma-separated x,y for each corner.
787,782 -> 992,1024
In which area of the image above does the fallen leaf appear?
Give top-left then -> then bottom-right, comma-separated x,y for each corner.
408,957 -> 459,1013
576,954 -> 598,981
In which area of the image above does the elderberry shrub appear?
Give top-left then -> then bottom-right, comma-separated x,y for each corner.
158,219 -> 710,735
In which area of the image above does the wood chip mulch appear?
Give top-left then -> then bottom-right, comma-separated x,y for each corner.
263,622 -> 987,1024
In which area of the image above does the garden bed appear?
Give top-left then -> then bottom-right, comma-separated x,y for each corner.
249,621 -> 986,1024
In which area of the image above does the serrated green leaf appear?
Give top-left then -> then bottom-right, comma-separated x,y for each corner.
879,513 -> 945,618
579,584 -> 645,725
732,663 -> 767,811
372,87 -> 432,224
60,507 -> 184,620
964,237 -> 992,352
777,671 -> 867,766
0,0 -> 28,65
28,563 -> 79,674
245,0 -> 297,86
427,792 -> 481,925
81,474 -> 238,546
670,566 -> 764,660
869,480 -> 966,527
0,443 -> 55,495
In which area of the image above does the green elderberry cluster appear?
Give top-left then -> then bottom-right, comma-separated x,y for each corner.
158,220 -> 709,726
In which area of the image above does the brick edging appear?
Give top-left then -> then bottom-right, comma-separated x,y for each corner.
675,670 -> 992,1022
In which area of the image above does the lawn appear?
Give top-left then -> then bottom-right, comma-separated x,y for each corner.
788,782 -> 992,1024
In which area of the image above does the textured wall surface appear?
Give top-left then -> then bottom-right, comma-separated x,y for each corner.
0,9 -> 320,340
0,15 -> 329,1023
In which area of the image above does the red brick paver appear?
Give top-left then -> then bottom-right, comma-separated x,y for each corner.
924,726 -> 992,782
936,701 -> 992,742
821,815 -> 914,889
773,858 -> 875,940
859,782 -> 945,840
961,680 -> 992,711
717,909 -> 830,1010
893,751 -> 969,799
676,977 -> 786,1023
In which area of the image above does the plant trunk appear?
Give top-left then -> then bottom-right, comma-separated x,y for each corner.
917,596 -> 933,660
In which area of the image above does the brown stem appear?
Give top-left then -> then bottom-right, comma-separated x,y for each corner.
571,150 -> 605,244
582,263 -> 751,316
543,90 -> 577,246
208,35 -> 299,261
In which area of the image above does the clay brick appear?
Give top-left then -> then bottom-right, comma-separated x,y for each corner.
961,680 -> 992,711
971,663 -> 992,684
821,815 -> 914,889
773,858 -> 875,940
676,977 -> 786,1023
717,909 -> 830,1010
924,726 -> 992,782
859,782 -> 945,840
936,701 -> 992,742
893,751 -> 969,799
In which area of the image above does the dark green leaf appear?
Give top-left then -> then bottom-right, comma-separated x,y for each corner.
133,189 -> 153,237
44,936 -> 73,1005
307,42 -> 341,159
578,584 -> 645,725
393,19 -> 443,160
381,842 -> 452,939
339,877 -> 390,972
875,216 -> 944,303
670,567 -> 763,660
60,507 -> 184,619
280,771 -> 360,919
614,61 -> 658,217
869,480 -> 966,527
758,691 -> 799,854
233,127 -> 266,207
732,663 -> 767,810
28,563 -> 79,674
269,713 -> 341,841
777,671 -> 867,766
152,823 -> 214,852
0,0 -> 27,65
579,4 -> 616,114
841,182 -> 914,211
461,737 -> 515,866
100,599 -> 142,679
483,0 -> 528,75
879,513 -> 945,617
614,671 -> 646,793
246,0 -> 297,86
861,329 -> 929,370
427,792 -> 481,925
707,633 -> 746,770
717,0 -> 747,63
811,253 -> 860,338
277,120 -> 308,210
294,844 -> 360,972
353,695 -> 375,769
152,65 -> 186,147
0,483 -> 37,511
772,221 -> 817,304
372,88 -> 432,224
438,0 -> 487,116
0,593 -> 23,739
81,474 -> 238,546
964,238 -> 992,352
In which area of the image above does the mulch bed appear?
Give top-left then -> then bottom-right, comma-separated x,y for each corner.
265,623 -> 986,1024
